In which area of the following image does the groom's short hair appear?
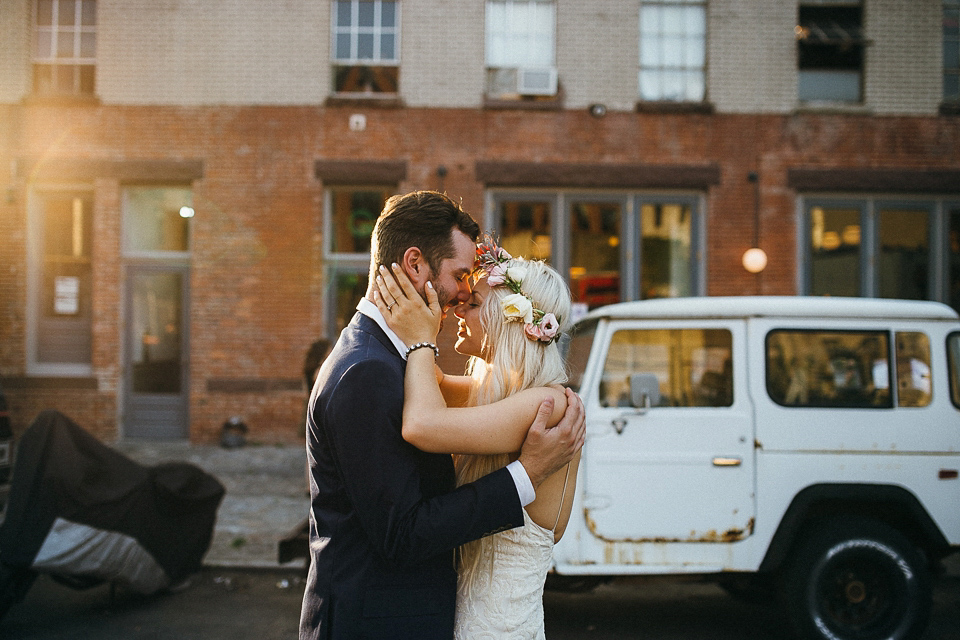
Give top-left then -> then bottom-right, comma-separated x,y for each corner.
370,191 -> 480,282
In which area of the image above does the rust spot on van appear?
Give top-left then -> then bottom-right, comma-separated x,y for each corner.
585,509 -> 752,544
754,439 -> 763,450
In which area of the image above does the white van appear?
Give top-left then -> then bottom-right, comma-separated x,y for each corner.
555,296 -> 960,640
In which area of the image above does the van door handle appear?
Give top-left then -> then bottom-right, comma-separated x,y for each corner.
612,418 -> 627,434
712,457 -> 742,467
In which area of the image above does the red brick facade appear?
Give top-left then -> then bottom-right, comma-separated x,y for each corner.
1,103 -> 959,442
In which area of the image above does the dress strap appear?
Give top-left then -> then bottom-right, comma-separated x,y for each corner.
552,462 -> 573,532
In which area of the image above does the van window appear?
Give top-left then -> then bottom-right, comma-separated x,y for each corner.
947,333 -> 960,409
565,319 -> 599,394
895,332 -> 932,408
766,330 -> 891,408
599,329 -> 732,408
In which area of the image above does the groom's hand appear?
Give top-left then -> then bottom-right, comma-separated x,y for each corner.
517,388 -> 585,488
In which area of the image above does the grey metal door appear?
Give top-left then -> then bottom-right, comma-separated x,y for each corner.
123,266 -> 189,439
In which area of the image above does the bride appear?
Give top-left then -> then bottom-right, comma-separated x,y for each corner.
374,238 -> 581,639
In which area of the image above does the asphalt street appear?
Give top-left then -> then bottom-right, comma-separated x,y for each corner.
1,570 -> 957,640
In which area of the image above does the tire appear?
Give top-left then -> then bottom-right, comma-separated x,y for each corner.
783,517 -> 932,640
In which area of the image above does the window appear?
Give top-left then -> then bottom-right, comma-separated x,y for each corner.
895,332 -> 932,408
31,190 -> 93,368
809,204 -> 861,297
485,0 -> 557,98
600,328 -> 733,408
332,0 -> 399,94
638,0 -> 706,102
123,187 -> 192,255
492,191 -> 703,317
498,198 -> 553,261
803,198 -> 957,307
766,330 -> 892,408
570,200 -> 622,309
950,205 -> 960,314
948,332 -> 960,408
796,2 -> 864,103
326,187 -> 391,333
945,0 -> 960,104
33,0 -> 96,96
639,200 -> 693,299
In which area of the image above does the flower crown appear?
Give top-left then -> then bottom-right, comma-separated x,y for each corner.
474,237 -> 561,344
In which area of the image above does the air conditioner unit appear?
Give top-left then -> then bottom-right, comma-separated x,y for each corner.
517,67 -> 558,96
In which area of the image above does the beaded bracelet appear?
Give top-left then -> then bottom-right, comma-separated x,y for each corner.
405,342 -> 439,358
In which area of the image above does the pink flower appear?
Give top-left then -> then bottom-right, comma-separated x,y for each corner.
539,313 -> 559,339
524,323 -> 543,340
496,247 -> 512,261
487,264 -> 507,286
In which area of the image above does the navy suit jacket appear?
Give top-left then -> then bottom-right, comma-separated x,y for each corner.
299,313 -> 524,639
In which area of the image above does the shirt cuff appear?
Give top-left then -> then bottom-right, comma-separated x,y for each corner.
506,460 -> 536,507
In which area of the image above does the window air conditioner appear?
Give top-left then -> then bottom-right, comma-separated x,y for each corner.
517,67 -> 558,96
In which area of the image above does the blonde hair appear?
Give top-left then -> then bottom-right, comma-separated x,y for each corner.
455,258 -> 571,590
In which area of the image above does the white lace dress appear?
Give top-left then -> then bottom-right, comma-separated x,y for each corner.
453,509 -> 554,640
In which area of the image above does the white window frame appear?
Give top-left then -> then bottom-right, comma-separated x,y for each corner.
485,0 -> 557,96
638,0 -> 707,103
332,0 -> 400,65
33,0 -> 97,94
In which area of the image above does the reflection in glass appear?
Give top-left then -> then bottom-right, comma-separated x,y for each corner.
131,272 -> 182,394
569,201 -> 620,309
600,328 -> 732,408
330,188 -> 388,253
879,208 -> 928,300
124,187 -> 192,253
37,192 -> 93,363
498,200 -> 551,261
766,330 -> 891,408
895,332 -> 932,407
640,202 -> 691,299
334,271 -> 369,335
810,206 -> 861,297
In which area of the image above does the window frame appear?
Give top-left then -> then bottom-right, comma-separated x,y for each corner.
637,0 -> 708,104
947,331 -> 960,409
486,189 -> 706,319
484,0 -> 558,98
331,0 -> 400,96
799,196 -> 954,307
796,2 -> 866,105
26,185 -> 95,376
32,0 -> 97,97
944,0 -> 960,107
322,184 -> 394,336
765,328 -> 894,410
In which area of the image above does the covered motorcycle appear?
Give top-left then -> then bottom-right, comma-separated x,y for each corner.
0,410 -> 224,617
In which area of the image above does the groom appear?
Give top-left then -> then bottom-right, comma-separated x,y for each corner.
299,191 -> 585,640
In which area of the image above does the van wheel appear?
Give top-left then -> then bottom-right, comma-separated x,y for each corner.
783,517 -> 931,640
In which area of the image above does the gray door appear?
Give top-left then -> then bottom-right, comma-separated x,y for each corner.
123,266 -> 189,439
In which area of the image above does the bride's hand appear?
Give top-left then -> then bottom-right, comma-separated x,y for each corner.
374,263 -> 443,346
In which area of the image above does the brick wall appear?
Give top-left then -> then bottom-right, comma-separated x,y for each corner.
2,103 -> 958,443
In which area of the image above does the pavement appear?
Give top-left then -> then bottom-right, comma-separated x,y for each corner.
114,440 -> 960,580
114,440 -> 311,571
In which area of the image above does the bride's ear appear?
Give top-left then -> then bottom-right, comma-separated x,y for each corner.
400,247 -> 428,288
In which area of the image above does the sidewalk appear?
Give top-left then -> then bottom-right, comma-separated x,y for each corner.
115,440 -> 310,570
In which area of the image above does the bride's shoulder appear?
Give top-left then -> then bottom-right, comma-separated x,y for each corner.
515,385 -> 568,424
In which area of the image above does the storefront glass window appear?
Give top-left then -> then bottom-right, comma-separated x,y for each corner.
879,208 -> 929,300
569,200 -> 621,309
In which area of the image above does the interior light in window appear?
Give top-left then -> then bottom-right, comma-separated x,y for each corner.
179,206 -> 195,218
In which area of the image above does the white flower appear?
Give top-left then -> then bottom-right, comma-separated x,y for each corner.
501,293 -> 534,324
506,266 -> 527,284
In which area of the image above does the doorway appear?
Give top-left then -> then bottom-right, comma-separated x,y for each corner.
123,265 -> 189,439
